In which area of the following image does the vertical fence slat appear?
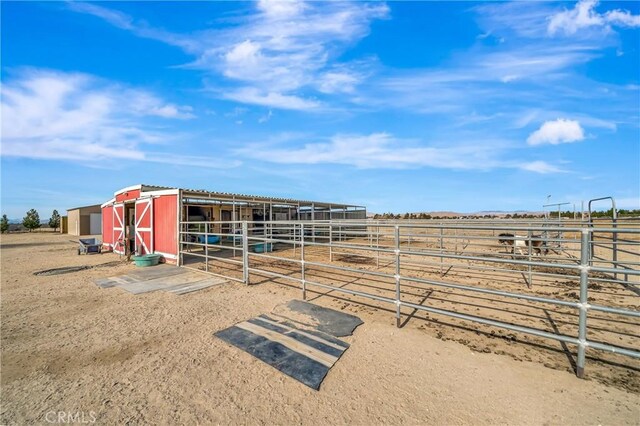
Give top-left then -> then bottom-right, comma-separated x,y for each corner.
395,225 -> 401,328
301,223 -> 306,300
242,221 -> 249,285
576,229 -> 590,378
527,229 -> 532,288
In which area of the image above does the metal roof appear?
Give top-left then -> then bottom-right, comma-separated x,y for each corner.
66,203 -> 102,212
137,184 -> 364,209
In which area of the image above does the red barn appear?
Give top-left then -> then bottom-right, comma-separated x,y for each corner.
101,184 -> 366,264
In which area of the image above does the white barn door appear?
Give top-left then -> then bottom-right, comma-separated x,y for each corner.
135,198 -> 153,255
113,203 -> 125,254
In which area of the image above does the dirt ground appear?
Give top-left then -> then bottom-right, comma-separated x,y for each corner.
2,232 -> 639,425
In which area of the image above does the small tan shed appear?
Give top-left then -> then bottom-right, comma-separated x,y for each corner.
66,204 -> 102,236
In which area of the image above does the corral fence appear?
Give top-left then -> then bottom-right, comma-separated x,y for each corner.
178,219 -> 640,378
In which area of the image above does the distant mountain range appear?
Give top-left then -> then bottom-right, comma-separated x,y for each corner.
414,210 -> 547,217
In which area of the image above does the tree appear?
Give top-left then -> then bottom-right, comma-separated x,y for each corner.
23,209 -> 41,232
49,210 -> 61,231
0,215 -> 8,233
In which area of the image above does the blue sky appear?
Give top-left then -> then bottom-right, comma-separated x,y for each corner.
1,0 -> 639,217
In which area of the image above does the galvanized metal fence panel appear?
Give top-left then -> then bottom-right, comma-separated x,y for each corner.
178,219 -> 640,378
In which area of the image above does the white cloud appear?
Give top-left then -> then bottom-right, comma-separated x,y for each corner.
0,69 -> 214,167
147,104 -> 194,119
548,0 -> 640,36
224,107 -> 249,118
127,92 -> 195,119
69,1 -> 388,110
257,0 -> 306,18
606,9 -> 640,28
527,119 -> 585,146
236,132 -> 564,173
209,1 -> 387,105
237,133 -> 478,169
500,75 -> 519,83
519,161 -> 566,174
258,110 -> 273,124
370,44 -> 599,116
473,2 -> 556,39
67,2 -> 197,51
144,153 -> 242,169
222,87 -> 320,110
316,71 -> 361,94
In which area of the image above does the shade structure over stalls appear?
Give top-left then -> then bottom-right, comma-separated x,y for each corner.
100,184 -> 366,263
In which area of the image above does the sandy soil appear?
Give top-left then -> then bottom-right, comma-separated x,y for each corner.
2,232 -> 639,425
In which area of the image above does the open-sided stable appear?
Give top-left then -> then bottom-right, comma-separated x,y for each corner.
100,184 -> 366,262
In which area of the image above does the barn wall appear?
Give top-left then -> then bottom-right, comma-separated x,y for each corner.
102,205 -> 114,246
153,195 -> 177,258
79,215 -> 92,235
60,216 -> 68,234
115,189 -> 141,203
67,209 -> 81,236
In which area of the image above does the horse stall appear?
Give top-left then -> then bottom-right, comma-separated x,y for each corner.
100,184 -> 367,264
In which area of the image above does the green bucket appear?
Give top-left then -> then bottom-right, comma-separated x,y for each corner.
132,254 -> 162,267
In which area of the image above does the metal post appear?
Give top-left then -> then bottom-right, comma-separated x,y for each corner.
293,221 -> 297,256
439,227 -> 444,275
612,207 -> 618,280
268,201 -> 273,253
205,223 -> 209,272
527,230 -> 532,288
178,195 -> 183,267
395,225 -> 401,328
576,229 -> 590,378
376,225 -> 380,268
311,203 -> 315,243
242,221 -> 249,285
454,228 -> 457,254
329,222 -> 333,262
301,223 -> 306,300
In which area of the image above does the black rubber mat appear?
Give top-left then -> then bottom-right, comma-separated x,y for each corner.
215,314 -> 350,390
284,300 -> 363,337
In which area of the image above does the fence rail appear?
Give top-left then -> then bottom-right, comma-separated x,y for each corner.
178,219 -> 640,378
